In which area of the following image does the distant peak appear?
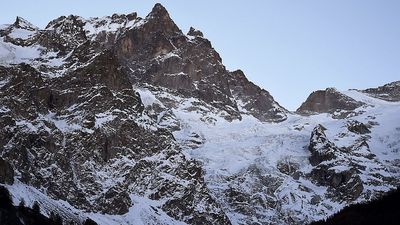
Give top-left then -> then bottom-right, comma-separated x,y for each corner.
325,87 -> 338,92
187,27 -> 203,37
144,3 -> 181,34
153,3 -> 167,12
13,16 -> 37,31
45,14 -> 85,30
232,69 -> 245,75
230,70 -> 246,79
148,3 -> 169,18
126,12 -> 138,21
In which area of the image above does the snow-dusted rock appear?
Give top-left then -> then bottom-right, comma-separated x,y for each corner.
362,81 -> 400,102
0,3 -> 399,225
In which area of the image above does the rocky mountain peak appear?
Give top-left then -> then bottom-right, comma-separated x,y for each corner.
187,27 -> 204,37
46,14 -> 85,30
228,69 -> 287,122
13,16 -> 38,31
149,3 -> 169,18
144,3 -> 180,34
0,16 -> 39,46
297,87 -> 364,115
1,4 -> 399,225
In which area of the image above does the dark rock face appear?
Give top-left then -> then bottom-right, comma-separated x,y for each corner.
187,27 -> 203,37
0,158 -> 14,184
97,186 -> 131,215
310,165 -> 364,201
347,120 -> 371,134
0,58 -> 230,223
362,81 -> 400,102
308,125 -> 338,166
113,4 -> 286,122
307,125 -> 364,201
228,70 -> 287,122
0,3 -> 290,224
297,88 -> 364,115
219,165 -> 285,224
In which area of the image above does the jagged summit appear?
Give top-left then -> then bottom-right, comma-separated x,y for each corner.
13,16 -> 38,30
1,4 -> 400,225
45,14 -> 85,29
148,3 -> 170,17
142,3 -> 181,36
187,27 -> 204,37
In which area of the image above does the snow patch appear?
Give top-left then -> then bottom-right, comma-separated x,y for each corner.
8,28 -> 36,40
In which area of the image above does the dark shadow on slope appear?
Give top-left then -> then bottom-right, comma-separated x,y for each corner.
309,188 -> 400,225
0,186 -> 98,225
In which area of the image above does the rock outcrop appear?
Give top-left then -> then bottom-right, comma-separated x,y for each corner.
362,81 -> 400,102
228,70 -> 287,122
308,125 -> 339,166
297,88 -> 364,115
307,125 -> 365,201
0,158 -> 14,185
347,120 -> 371,135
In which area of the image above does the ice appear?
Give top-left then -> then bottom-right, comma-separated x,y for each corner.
42,112 -> 86,133
0,24 -> 10,30
156,52 -> 181,62
136,88 -> 160,107
8,28 -> 36,39
0,37 -> 41,65
83,16 -> 144,40
15,120 -> 39,132
166,87 -> 400,224
95,112 -> 116,128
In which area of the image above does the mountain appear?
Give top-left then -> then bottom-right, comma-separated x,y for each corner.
1,3 -> 399,225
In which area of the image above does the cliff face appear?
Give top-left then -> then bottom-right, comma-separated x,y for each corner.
362,81 -> 400,102
1,3 -> 400,225
297,88 -> 364,115
0,4 -> 240,224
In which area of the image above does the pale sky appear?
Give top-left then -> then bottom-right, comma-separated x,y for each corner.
2,1 -> 399,110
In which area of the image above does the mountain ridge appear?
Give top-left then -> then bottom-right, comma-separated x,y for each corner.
0,3 -> 399,225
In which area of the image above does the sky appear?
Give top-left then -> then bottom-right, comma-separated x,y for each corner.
2,0 -> 399,110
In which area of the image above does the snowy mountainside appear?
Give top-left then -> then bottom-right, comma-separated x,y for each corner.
0,3 -> 399,225
167,88 -> 400,224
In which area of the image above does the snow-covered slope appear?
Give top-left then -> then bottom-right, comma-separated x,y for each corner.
162,88 -> 400,224
0,3 -> 399,225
